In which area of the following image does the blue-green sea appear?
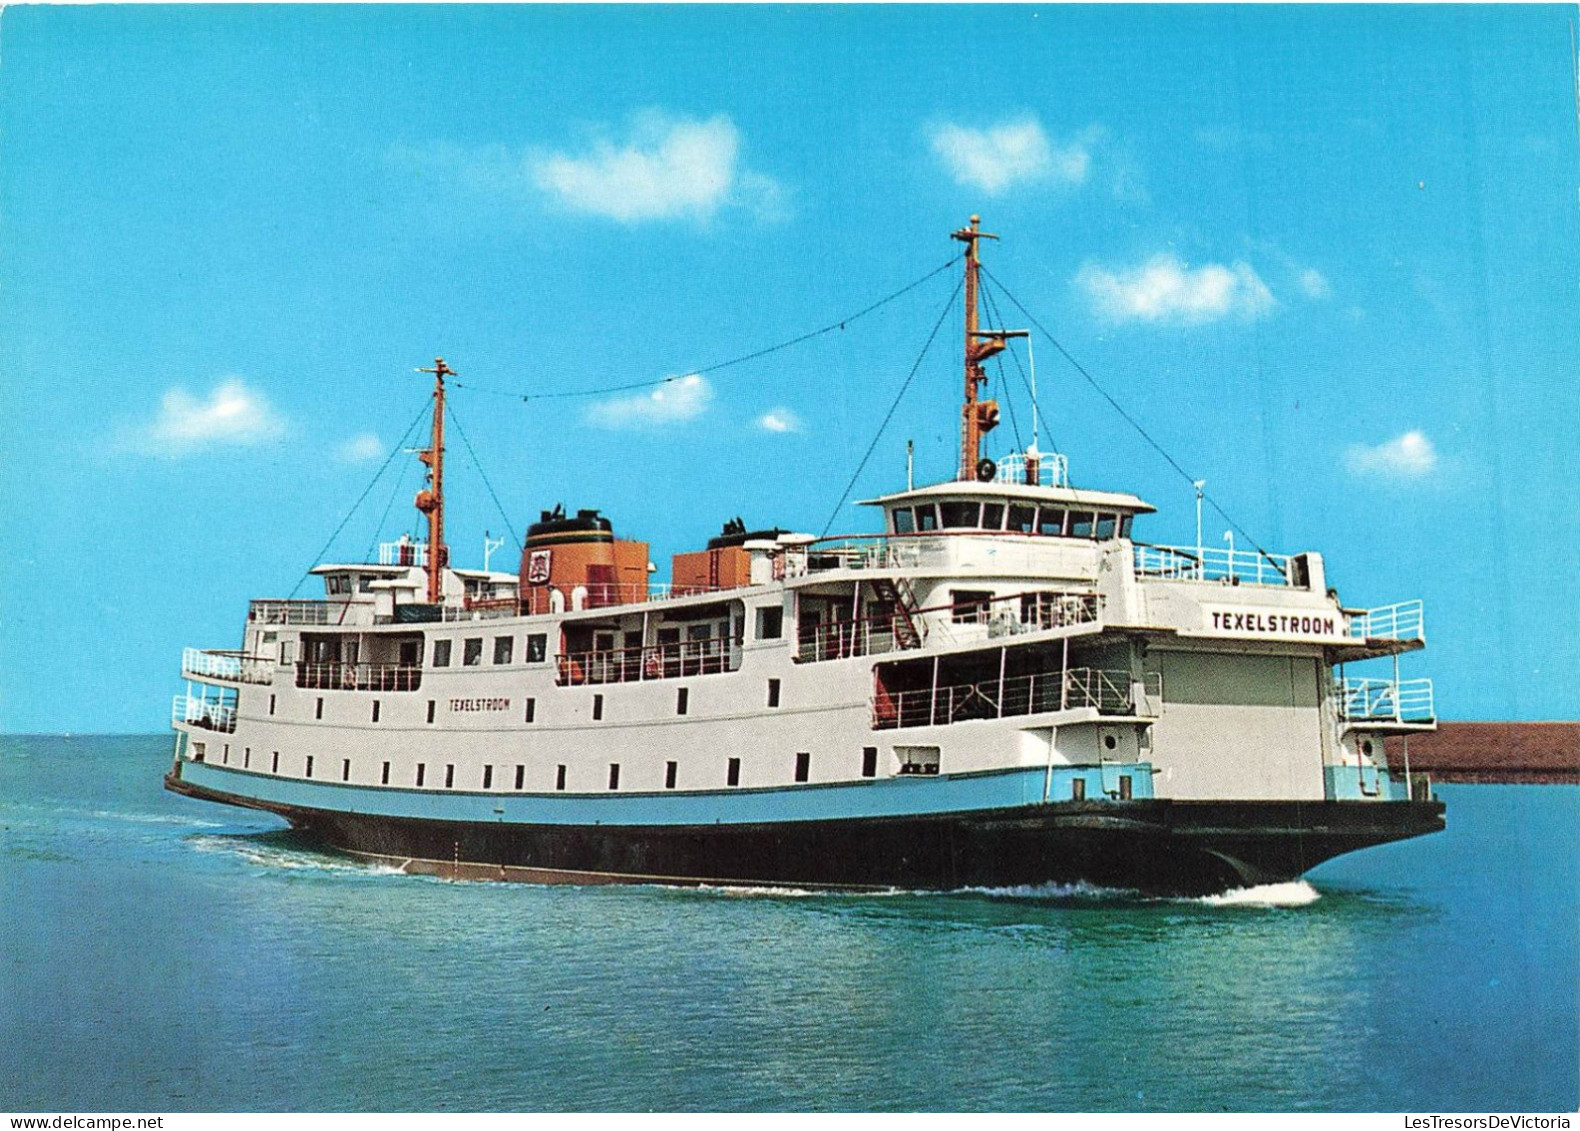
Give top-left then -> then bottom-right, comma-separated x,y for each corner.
2,734 -> 1575,1113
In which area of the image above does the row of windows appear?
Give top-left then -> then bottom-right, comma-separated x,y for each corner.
274,679 -> 788,725
891,501 -> 1132,541
432,634 -> 549,669
216,742 -> 884,790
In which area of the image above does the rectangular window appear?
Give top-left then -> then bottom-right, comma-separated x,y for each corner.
305,755 -> 314,778
1118,774 -> 1133,801
371,700 -> 381,723
862,746 -> 878,778
426,700 -> 436,724
526,634 -> 548,663
381,761 -> 391,785
483,764 -> 493,790
244,747 -> 251,769
1096,513 -> 1117,540
1119,514 -> 1134,540
268,694 -> 276,716
1037,507 -> 1065,537
1007,504 -> 1036,534
767,678 -> 782,708
315,697 -> 324,720
1072,777 -> 1086,801
592,693 -> 604,721
223,743 -> 230,765
432,639 -> 452,667
951,590 -> 993,624
271,751 -> 280,774
463,638 -> 483,666
665,761 -> 677,789
358,575 -> 375,593
515,764 -> 525,791
191,742 -> 206,763
676,687 -> 689,716
891,507 -> 915,534
794,751 -> 810,783
555,764 -> 566,791
981,503 -> 1005,530
416,763 -> 426,787
726,757 -> 741,787
1068,511 -> 1095,539
608,764 -> 620,790
524,697 -> 536,723
755,606 -> 784,640
940,500 -> 981,529
493,636 -> 514,665
445,764 -> 455,789
342,758 -> 350,782
280,640 -> 294,665
914,504 -> 939,532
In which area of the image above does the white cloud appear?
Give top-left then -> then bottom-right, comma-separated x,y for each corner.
1076,254 -> 1276,325
336,432 -> 384,463
531,112 -> 783,224
133,378 -> 286,455
756,408 -> 801,434
929,118 -> 1089,195
587,374 -> 713,429
1346,431 -> 1438,480
1297,267 -> 1332,301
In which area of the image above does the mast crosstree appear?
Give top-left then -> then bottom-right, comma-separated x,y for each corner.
951,216 -> 1026,481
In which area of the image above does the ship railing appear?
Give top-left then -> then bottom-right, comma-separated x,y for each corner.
1134,543 -> 1294,588
1346,599 -> 1425,642
993,451 -> 1070,488
1339,677 -> 1435,724
249,599 -> 359,626
172,693 -> 237,733
294,661 -> 423,692
796,615 -> 915,663
517,582 -> 735,616
556,637 -> 744,686
378,540 -> 428,567
442,598 -> 523,622
874,666 -> 1140,730
804,537 -> 926,573
181,648 -> 274,685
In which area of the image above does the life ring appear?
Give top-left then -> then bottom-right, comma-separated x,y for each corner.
975,457 -> 997,482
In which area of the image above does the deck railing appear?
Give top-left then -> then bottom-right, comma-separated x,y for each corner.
294,661 -> 423,692
1134,543 -> 1294,588
182,648 -> 274,685
172,694 -> 237,733
1347,600 -> 1425,643
874,666 -> 1138,730
796,616 -> 918,663
555,637 -> 744,686
250,599 -> 347,626
1339,677 -> 1435,724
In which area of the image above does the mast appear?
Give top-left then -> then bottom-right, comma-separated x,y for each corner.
950,216 -> 1024,480
415,357 -> 454,604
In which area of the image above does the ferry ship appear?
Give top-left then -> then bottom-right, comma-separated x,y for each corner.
166,217 -> 1444,895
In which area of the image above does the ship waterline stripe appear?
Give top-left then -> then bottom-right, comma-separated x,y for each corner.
176,759 -> 1153,827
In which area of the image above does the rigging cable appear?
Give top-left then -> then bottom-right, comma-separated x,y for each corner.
981,264 -> 1286,573
980,271 -> 1063,457
446,402 -> 523,552
448,254 -> 962,403
818,275 -> 964,538
977,277 -> 1026,454
288,397 -> 433,599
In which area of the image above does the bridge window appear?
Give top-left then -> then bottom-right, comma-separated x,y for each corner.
1037,507 -> 1065,536
914,504 -> 939,532
891,507 -> 915,534
1096,513 -> 1117,540
940,501 -> 981,529
982,503 -> 1005,530
1008,504 -> 1036,534
1068,511 -> 1095,539
432,639 -> 452,667
1120,515 -> 1134,539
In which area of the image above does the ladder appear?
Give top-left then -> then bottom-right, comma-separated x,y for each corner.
870,576 -> 923,650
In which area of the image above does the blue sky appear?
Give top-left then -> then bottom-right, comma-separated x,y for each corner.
2,5 -> 1576,732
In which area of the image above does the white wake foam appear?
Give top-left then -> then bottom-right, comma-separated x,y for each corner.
1196,880 -> 1321,907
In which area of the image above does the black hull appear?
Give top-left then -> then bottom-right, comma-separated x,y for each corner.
166,771 -> 1445,896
